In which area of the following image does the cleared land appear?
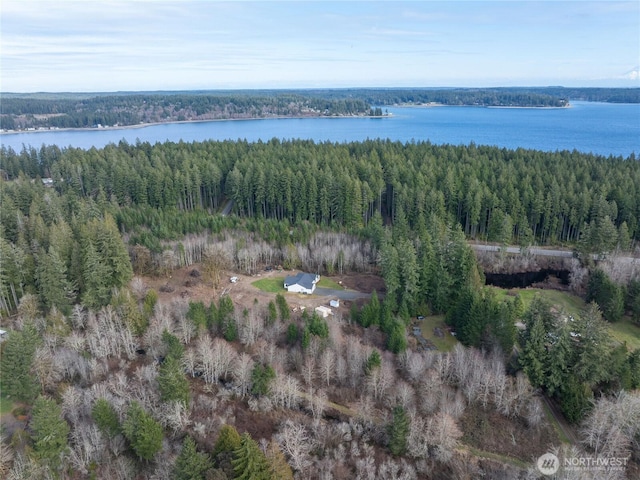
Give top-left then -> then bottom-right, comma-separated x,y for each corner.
490,286 -> 586,317
609,318 -> 640,351
491,286 -> 640,350
251,276 -> 285,293
417,314 -> 459,352
251,275 -> 343,294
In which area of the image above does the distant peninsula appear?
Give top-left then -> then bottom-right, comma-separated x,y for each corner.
1,87 -> 637,132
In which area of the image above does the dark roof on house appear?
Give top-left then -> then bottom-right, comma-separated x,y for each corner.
284,272 -> 317,290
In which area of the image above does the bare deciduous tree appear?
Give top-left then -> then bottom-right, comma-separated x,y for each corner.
69,423 -> 105,475
271,373 -> 301,410
318,348 -> 336,387
354,443 -> 377,480
197,335 -> 236,384
233,353 -> 254,397
389,380 -> 415,411
157,401 -> 191,432
307,388 -> 327,422
129,276 -> 147,300
377,458 -> 417,480
237,309 -> 263,346
32,345 -> 62,394
404,351 -> 427,383
580,391 -> 640,459
277,420 -> 314,472
429,413 -> 462,464
302,356 -> 317,388
70,304 -> 87,330
0,434 -> 14,478
366,362 -> 393,402
346,335 -> 366,388
201,244 -> 232,288
407,413 -> 430,460
524,396 -> 544,429
183,348 -> 198,378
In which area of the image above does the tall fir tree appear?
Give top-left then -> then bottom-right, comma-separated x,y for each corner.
122,401 -> 164,461
172,436 -> 213,480
545,323 -> 574,396
36,246 -> 75,314
92,398 -> 121,438
520,317 -> 548,389
158,356 -> 190,406
265,440 -> 294,480
388,406 -> 409,455
0,325 -> 40,403
586,269 -> 624,322
30,396 -> 70,471
232,432 -> 270,480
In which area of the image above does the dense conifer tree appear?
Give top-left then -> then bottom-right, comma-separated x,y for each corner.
388,406 -> 409,455
232,432 -> 270,480
92,398 -> 121,438
173,436 -> 213,480
586,269 -> 624,322
0,325 -> 40,403
30,396 -> 70,470
122,401 -> 164,461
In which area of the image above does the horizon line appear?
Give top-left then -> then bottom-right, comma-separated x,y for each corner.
3,85 -> 639,95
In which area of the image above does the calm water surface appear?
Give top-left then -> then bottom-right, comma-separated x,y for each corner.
2,101 -> 638,157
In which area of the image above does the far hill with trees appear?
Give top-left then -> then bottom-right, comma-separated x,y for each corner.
3,87 -> 637,131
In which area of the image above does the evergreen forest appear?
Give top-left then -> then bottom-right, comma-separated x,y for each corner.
0,137 -> 639,479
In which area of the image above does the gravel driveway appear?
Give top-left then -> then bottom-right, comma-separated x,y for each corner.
314,287 -> 372,300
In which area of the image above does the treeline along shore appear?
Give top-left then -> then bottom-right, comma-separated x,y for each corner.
3,87 -> 637,132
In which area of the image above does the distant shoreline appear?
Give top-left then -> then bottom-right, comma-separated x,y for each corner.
1,102 -> 573,136
0,113 -> 389,136
397,102 -> 571,110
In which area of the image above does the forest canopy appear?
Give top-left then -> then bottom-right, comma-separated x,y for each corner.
1,137 -> 638,315
1,135 -> 639,478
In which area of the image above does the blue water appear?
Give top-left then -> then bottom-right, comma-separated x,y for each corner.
1,101 -> 638,157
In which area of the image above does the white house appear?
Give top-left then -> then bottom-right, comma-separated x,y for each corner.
284,272 -> 319,294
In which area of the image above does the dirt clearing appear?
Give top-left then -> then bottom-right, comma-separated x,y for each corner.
140,266 -> 383,316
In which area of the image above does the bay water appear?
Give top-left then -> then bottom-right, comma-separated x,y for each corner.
2,101 -> 638,157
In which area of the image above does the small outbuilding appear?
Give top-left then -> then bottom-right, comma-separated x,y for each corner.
329,299 -> 340,308
315,306 -> 333,318
284,272 -> 319,294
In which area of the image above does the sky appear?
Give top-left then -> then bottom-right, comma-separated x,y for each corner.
1,0 -> 638,92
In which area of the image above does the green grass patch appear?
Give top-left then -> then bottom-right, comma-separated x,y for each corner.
608,317 -> 640,351
317,277 -> 343,289
541,399 -> 571,444
252,275 -> 344,294
251,276 -> 285,293
490,287 -> 586,318
462,444 -> 531,469
418,314 -> 459,352
0,381 -> 16,416
491,286 -> 640,351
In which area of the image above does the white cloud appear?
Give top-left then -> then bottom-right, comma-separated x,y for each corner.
622,67 -> 639,81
